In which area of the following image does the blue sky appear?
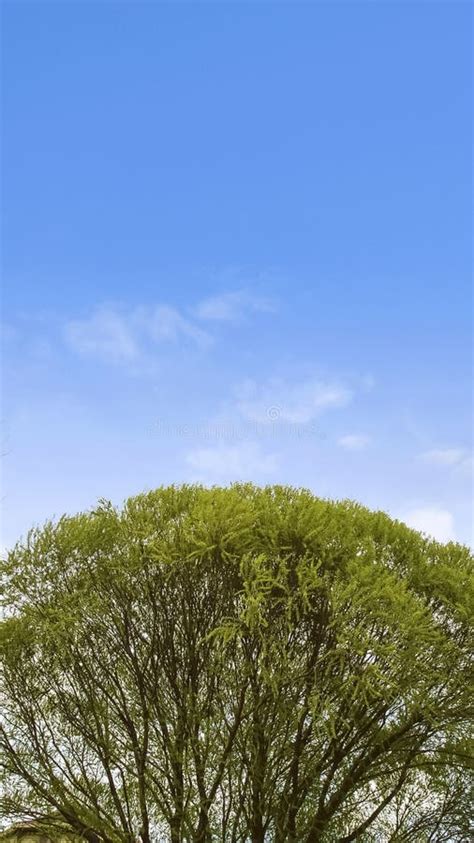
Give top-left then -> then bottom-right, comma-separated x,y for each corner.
2,1 -> 472,548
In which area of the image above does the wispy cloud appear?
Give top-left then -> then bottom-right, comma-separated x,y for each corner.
64,307 -> 139,363
64,304 -> 212,364
338,433 -> 371,451
419,448 -> 471,469
195,290 -> 275,322
402,506 -> 456,543
185,441 -> 277,482
235,377 -> 352,424
136,305 -> 211,346
64,291 -> 273,365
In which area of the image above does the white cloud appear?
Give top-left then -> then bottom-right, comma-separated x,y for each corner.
402,507 -> 456,543
419,448 -> 470,468
185,441 -> 277,482
195,290 -> 274,322
235,377 -> 352,424
64,307 -> 139,363
64,304 -> 211,364
458,453 -> 474,474
136,305 -> 211,347
338,434 -> 371,451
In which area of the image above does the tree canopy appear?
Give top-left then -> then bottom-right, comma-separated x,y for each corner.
1,484 -> 473,842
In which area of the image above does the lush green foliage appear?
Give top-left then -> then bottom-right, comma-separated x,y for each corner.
1,484 -> 473,842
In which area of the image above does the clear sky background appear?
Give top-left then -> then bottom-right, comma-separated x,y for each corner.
2,1 -> 472,549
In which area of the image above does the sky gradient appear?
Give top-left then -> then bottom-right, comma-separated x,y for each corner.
2,1 -> 472,549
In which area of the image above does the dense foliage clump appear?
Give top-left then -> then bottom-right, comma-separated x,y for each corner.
1,484 -> 473,841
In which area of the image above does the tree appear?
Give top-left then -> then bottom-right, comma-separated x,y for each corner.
1,484 -> 473,842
